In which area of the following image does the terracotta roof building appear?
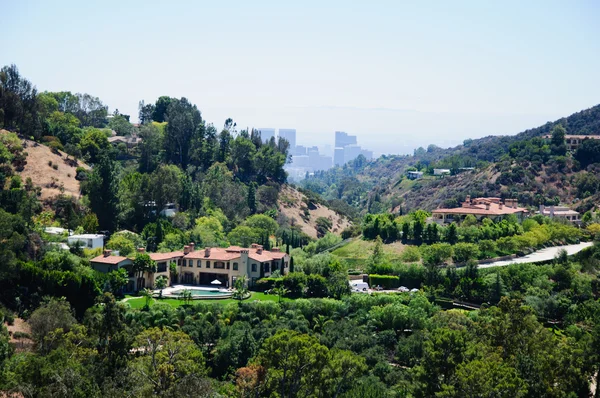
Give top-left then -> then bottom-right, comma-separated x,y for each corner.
93,243 -> 290,291
432,196 -> 528,223
543,134 -> 600,152
538,205 -> 580,223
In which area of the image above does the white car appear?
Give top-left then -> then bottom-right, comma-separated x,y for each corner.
349,281 -> 369,292
397,286 -> 409,292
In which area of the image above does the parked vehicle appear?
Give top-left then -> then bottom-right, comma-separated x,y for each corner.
349,281 -> 369,292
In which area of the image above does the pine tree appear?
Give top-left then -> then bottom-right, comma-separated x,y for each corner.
289,256 -> 294,273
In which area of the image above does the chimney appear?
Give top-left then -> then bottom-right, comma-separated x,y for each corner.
103,249 -> 111,257
137,247 -> 145,253
204,247 -> 211,257
183,245 -> 190,255
466,195 -> 471,204
257,245 -> 263,255
189,242 -> 195,252
251,243 -> 258,249
499,202 -> 503,210
271,248 -> 280,252
485,203 -> 490,211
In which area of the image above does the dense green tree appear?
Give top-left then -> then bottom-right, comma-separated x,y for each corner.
128,327 -> 205,395
163,97 -> 202,169
575,138 -> 600,168
0,64 -> 43,138
253,330 -> 330,397
87,155 -> 119,231
152,96 -> 172,123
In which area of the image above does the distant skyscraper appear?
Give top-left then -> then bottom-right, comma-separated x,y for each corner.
335,131 -> 357,148
257,128 -> 275,143
278,128 -> 296,149
334,147 -> 345,166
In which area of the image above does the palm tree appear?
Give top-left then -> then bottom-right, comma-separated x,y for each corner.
313,314 -> 333,333
272,286 -> 289,304
179,289 -> 193,306
140,288 -> 154,310
232,275 -> 249,304
155,275 -> 168,298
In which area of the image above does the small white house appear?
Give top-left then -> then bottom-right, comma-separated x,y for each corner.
67,234 -> 104,249
433,168 -> 451,176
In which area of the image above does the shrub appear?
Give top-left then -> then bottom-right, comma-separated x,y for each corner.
421,243 -> 453,266
254,277 -> 283,292
282,272 -> 307,297
369,274 -> 400,289
400,246 -> 421,262
452,242 -> 480,263
52,163 -> 58,170
306,274 -> 328,297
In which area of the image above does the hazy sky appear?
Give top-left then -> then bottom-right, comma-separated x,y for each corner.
2,0 -> 599,155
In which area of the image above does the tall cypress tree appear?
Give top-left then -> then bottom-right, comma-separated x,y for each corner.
247,183 -> 257,214
88,155 -> 118,232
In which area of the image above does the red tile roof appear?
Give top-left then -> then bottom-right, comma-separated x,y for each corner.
147,246 -> 288,263
149,252 -> 182,262
90,255 -> 130,265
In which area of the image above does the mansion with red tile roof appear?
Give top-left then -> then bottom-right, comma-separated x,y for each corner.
432,196 -> 528,223
91,243 -> 290,291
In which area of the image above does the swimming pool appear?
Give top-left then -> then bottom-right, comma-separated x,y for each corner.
164,287 -> 233,299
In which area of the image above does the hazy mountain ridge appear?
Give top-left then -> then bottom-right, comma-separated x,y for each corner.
302,103 -> 600,213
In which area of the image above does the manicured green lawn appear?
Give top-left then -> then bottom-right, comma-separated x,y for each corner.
124,292 -> 291,309
332,238 -> 407,270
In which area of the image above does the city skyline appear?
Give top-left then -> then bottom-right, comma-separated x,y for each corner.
2,1 -> 598,155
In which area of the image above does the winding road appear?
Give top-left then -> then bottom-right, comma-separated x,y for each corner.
478,242 -> 594,269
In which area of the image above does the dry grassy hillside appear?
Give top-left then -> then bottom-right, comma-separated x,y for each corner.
1,130 -> 90,200
278,185 -> 351,239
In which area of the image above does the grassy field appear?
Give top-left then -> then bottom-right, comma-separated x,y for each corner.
332,238 -> 407,270
124,291 -> 291,309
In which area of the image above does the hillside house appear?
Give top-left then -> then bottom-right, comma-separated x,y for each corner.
93,243 -> 290,291
433,168 -> 451,177
432,196 -> 528,224
407,171 -> 423,180
68,234 -> 104,249
543,134 -> 600,152
538,205 -> 580,223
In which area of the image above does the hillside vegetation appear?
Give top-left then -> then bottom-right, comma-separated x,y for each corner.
1,130 -> 89,199
302,104 -> 600,215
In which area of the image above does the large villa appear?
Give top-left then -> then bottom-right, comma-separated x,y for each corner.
91,243 -> 290,291
432,196 -> 528,223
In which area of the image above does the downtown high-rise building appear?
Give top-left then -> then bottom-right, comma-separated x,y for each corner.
257,128 -> 275,143
278,128 -> 296,149
334,131 -> 372,166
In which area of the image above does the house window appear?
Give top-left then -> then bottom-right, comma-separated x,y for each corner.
197,260 -> 201,268
214,262 -> 225,269
227,262 -> 230,270
233,262 -> 238,271
206,261 -> 210,268
177,259 -> 182,266
251,264 -> 257,272
182,259 -> 186,267
157,262 -> 167,273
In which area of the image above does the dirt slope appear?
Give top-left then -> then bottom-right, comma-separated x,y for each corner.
1,130 -> 90,200
278,185 -> 351,239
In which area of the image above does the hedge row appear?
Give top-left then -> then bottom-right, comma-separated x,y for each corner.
368,274 -> 400,289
